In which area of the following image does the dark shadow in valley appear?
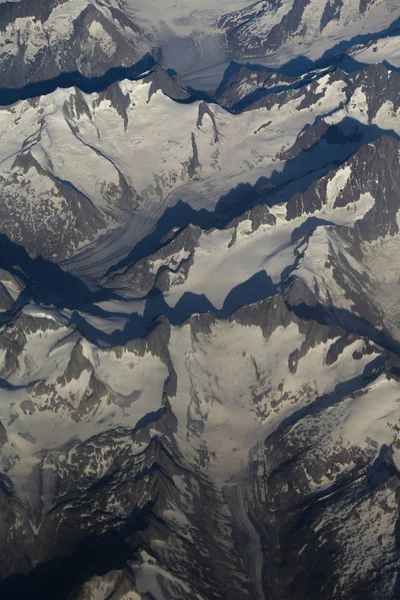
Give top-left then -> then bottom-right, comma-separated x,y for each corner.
0,54 -> 157,106
106,198 -> 240,276
286,300 -> 400,356
79,261 -> 400,349
215,13 -> 400,111
1,117 -> 398,346
0,54 -> 216,108
0,233 -> 278,346
316,15 -> 400,70
0,234 -> 115,310
227,15 -> 400,83
220,56 -> 368,114
0,503 -> 151,600
143,269 -> 277,327
367,444 -> 399,490
70,270 -> 278,346
108,118 -> 400,278
0,14 -> 398,109
263,118 -> 400,206
0,11 -> 398,110
268,52 -> 368,78
291,217 -> 336,242
1,116 -> 398,346
70,118 -> 400,343
383,59 -> 400,73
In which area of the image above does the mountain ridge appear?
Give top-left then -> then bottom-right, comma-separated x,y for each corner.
1,2 -> 400,599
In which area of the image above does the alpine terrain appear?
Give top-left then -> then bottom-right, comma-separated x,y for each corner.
1,1 -> 400,599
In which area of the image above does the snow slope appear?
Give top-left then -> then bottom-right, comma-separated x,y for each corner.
1,3 -> 400,599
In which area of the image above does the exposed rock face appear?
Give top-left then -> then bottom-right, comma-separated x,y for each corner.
0,294 -> 398,600
0,0 -> 149,88
1,2 -> 400,599
218,0 -> 399,62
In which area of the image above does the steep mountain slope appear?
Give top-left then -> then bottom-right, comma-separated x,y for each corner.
0,291 -> 399,600
218,0 -> 400,64
0,60 -> 348,265
1,2 -> 400,600
2,59 -> 400,272
0,0 -> 152,88
2,0 -> 400,91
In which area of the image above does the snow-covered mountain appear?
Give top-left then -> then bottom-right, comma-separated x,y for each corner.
0,0 -> 152,87
218,0 -> 400,64
2,0 -> 400,90
1,1 -> 400,599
